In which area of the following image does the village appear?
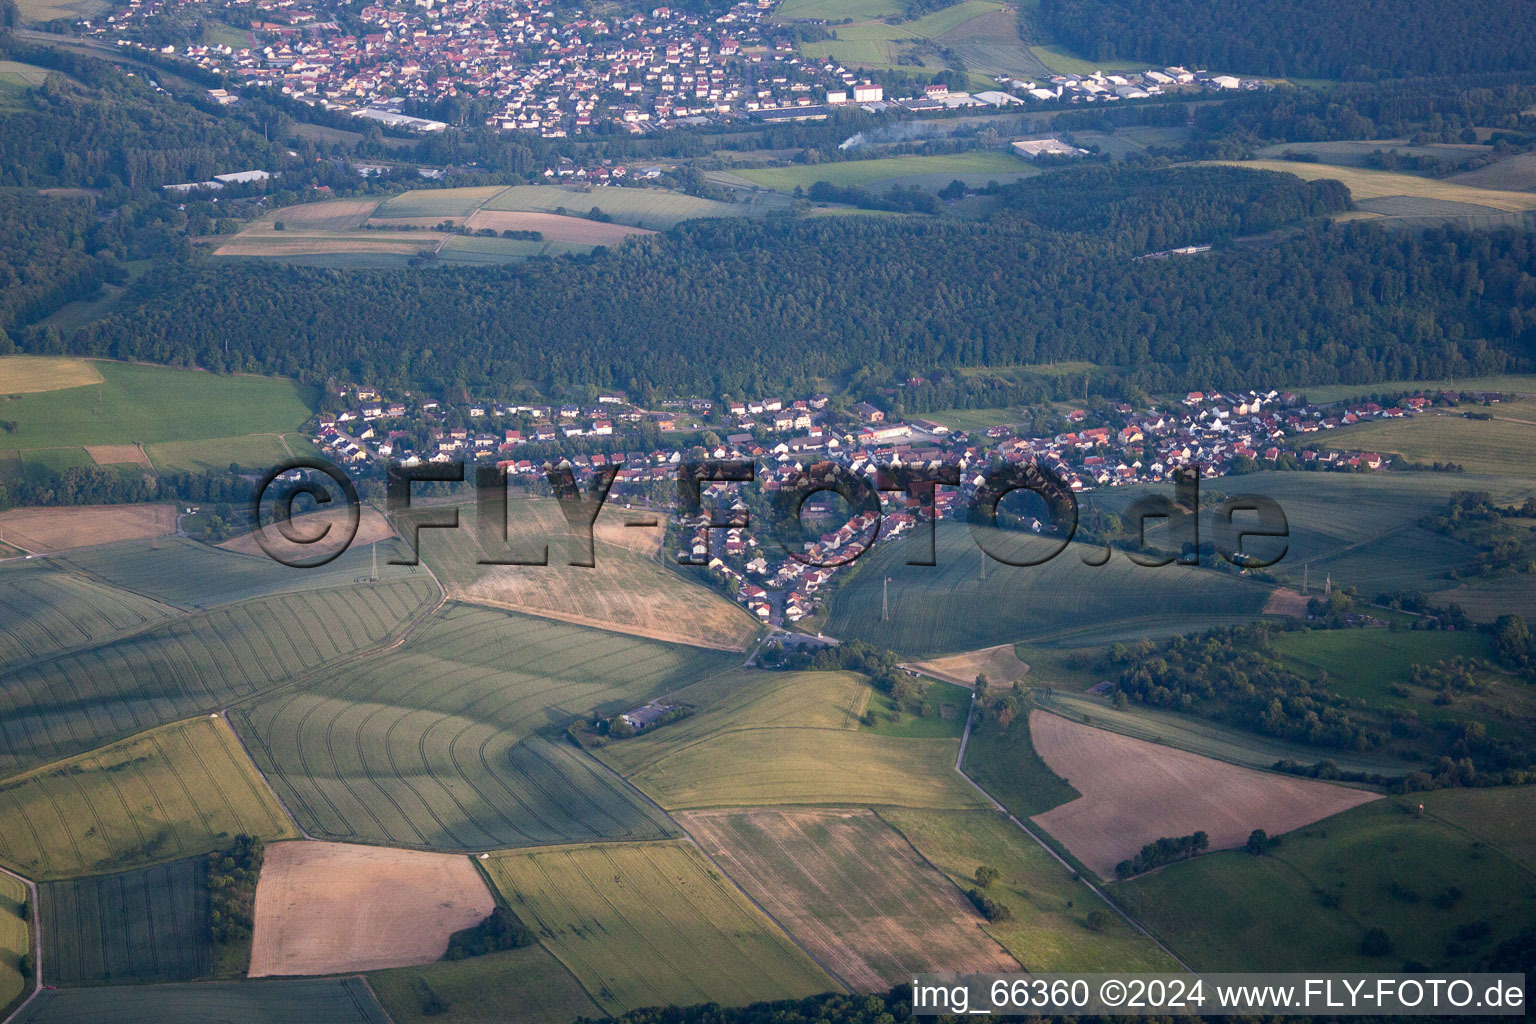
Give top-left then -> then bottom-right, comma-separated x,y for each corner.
309,380 -> 1478,626
88,0 -> 1259,137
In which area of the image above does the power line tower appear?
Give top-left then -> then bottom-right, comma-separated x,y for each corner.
881,576 -> 892,623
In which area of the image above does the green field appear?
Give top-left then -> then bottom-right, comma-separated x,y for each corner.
479,184 -> 771,229
0,717 -> 297,881
1203,160 -> 1536,214
437,234 -> 592,265
61,536 -> 427,610
12,977 -> 391,1024
775,0 -> 900,18
1117,798 -> 1536,971
821,523 -> 1275,656
880,808 -> 1181,971
0,359 -> 316,456
862,679 -> 970,738
231,605 -> 734,849
598,669 -> 987,810
369,944 -> 601,1024
0,577 -> 437,774
372,186 -> 510,219
1270,629 -> 1497,703
1319,410 -> 1536,477
1419,785 -> 1536,872
798,0 -> 1008,71
0,871 -> 27,1017
735,151 -> 1034,194
0,562 -> 175,672
41,857 -> 209,985
960,707 -> 1080,818
1284,373 -> 1536,405
13,0 -> 108,23
1027,43 -> 1148,75
482,841 -> 834,1014
145,433 -> 316,475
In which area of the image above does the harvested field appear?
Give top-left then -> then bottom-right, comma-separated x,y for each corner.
263,199 -> 382,231
84,443 -> 151,467
220,505 -> 395,558
462,209 -> 655,244
0,504 -> 176,554
911,644 -> 1028,688
1027,711 -> 1379,878
416,497 -> 759,651
1261,588 -> 1310,618
0,356 -> 102,394
680,808 -> 1019,991
481,841 -> 833,1014
249,841 -> 495,977
479,184 -> 753,228
213,230 -> 448,259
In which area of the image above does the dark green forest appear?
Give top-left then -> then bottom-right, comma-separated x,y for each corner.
1039,0 -> 1536,79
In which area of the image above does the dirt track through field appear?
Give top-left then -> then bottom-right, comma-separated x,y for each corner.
1027,711 -> 1379,878
249,840 -> 495,977
0,503 -> 176,552
679,808 -> 1018,991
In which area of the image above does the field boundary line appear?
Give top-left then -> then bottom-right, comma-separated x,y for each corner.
582,755 -> 854,994
0,864 -> 40,1024
952,697 -> 1197,974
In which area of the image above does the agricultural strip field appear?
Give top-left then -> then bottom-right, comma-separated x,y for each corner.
145,433 -> 314,476
212,229 -> 451,262
910,643 -> 1029,687
40,857 -> 210,985
0,578 -> 437,774
373,187 -> 512,220
598,669 -> 987,810
1201,160 -> 1536,213
0,505 -> 176,555
0,871 -> 27,1015
0,360 -> 316,454
83,444 -> 151,468
0,356 -> 101,394
481,841 -> 835,1014
734,151 -> 1034,193
478,184 -> 765,228
1116,798 -> 1536,971
0,716 -> 298,881
1317,410 -> 1536,477
368,943 -> 602,1024
61,535 -> 427,610
821,522 -> 1275,656
249,840 -> 496,977
413,496 -> 760,650
11,977 -> 392,1024
461,210 -> 655,245
679,808 -> 1019,992
231,605 -> 733,850
880,808 -> 1180,971
259,199 -> 384,231
1027,711 -> 1379,879
0,562 -> 175,672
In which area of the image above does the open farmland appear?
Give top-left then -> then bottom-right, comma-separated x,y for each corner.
479,184 -> 765,228
1269,629 -> 1498,706
680,808 -> 1019,991
821,522 -> 1275,656
231,605 -> 731,849
1202,160 -> 1536,213
881,808 -> 1179,971
482,841 -> 834,1013
797,0 -> 1007,71
961,704 -> 1080,819
0,716 -> 297,881
461,209 -> 655,244
1418,785 -> 1536,871
734,151 -> 1034,193
212,228 -> 451,263
1255,139 -> 1486,168
1318,409 -> 1536,477
1448,151 -> 1536,190
62,535 -> 427,610
1117,798 -> 1536,971
250,841 -> 495,977
368,943 -> 601,1024
373,186 -> 510,219
13,0 -> 108,22
0,871 -> 27,1016
0,504 -> 176,554
0,563 -> 174,671
11,977 -> 391,1024
415,496 -> 760,650
0,577 -> 437,774
0,356 -> 102,394
83,444 -> 151,468
145,433 -> 315,475
0,360 -> 315,455
1027,711 -> 1379,879
219,505 -> 396,559
41,857 -> 210,985
911,643 -> 1029,687
260,198 -> 383,231
598,669 -> 986,810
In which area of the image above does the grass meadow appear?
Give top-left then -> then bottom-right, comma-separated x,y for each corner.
9,977 -> 392,1024
1117,798 -> 1536,972
41,857 -> 210,985
231,605 -> 732,850
482,841 -> 834,1013
735,151 -> 1033,193
0,717 -> 297,881
1318,409 -> 1536,477
369,944 -> 601,1024
0,871 -> 27,1018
